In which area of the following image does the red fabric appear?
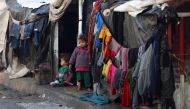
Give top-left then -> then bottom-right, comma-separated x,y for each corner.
107,64 -> 117,95
105,48 -> 111,61
121,71 -> 131,108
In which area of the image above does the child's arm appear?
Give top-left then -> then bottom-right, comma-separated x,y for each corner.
69,47 -> 78,66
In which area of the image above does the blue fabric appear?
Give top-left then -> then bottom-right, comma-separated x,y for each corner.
10,37 -> 19,49
10,23 -> 20,39
95,12 -> 105,49
24,23 -> 34,39
31,4 -> 49,15
33,17 -> 49,46
80,93 -> 109,105
32,4 -> 49,46
150,28 -> 162,98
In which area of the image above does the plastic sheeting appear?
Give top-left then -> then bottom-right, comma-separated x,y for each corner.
17,0 -> 50,9
0,0 -> 9,53
114,0 -> 170,16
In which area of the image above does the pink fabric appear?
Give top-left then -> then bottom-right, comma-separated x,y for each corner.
107,64 -> 117,95
76,67 -> 90,72
76,47 -> 88,52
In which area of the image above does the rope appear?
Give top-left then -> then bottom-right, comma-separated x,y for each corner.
171,53 -> 189,82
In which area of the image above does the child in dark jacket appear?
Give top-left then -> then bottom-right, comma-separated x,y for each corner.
50,53 -> 73,86
69,35 -> 92,91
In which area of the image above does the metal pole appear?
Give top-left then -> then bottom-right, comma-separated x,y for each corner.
78,0 -> 83,35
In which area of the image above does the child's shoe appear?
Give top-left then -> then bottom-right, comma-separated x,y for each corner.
50,80 -> 59,86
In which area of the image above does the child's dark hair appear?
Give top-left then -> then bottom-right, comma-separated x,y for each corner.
60,53 -> 70,63
78,34 -> 88,42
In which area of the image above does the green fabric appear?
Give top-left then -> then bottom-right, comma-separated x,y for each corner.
58,66 -> 71,83
76,71 -> 92,88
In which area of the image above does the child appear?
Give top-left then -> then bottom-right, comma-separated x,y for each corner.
50,53 -> 73,86
69,35 -> 92,91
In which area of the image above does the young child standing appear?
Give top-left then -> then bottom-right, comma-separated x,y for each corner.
69,35 -> 92,91
50,53 -> 73,86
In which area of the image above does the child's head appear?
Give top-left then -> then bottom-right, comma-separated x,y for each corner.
78,34 -> 88,48
60,53 -> 70,67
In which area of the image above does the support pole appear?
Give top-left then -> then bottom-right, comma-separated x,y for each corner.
78,0 -> 83,35
179,17 -> 185,109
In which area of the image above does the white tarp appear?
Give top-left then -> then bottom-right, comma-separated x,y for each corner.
17,0 -> 50,9
0,0 -> 9,53
114,0 -> 171,16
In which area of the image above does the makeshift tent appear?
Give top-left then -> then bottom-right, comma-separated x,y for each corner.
0,0 -> 75,79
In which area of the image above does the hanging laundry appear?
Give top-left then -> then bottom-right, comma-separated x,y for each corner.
107,63 -> 117,95
94,12 -> 105,49
122,71 -> 131,108
115,47 -> 129,71
128,48 -> 138,69
102,59 -> 112,79
112,69 -> 123,90
138,44 -> 153,103
108,38 -> 121,57
99,26 -> 112,61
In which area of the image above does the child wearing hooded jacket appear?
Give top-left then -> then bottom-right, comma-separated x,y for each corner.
69,35 -> 92,91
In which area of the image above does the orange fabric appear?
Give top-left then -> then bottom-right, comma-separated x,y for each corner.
99,26 -> 112,60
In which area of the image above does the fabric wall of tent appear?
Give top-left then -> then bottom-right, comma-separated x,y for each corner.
0,0 -> 81,80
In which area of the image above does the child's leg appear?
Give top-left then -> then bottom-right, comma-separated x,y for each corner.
83,72 -> 92,89
64,72 -> 73,86
76,72 -> 82,90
